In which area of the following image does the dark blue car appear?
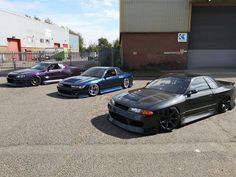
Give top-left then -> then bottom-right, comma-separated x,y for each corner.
57,67 -> 133,97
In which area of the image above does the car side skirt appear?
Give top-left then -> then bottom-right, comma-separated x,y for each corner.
100,86 -> 123,94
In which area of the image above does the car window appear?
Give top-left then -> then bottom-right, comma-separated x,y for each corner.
116,68 -> 123,75
49,64 -> 60,70
190,78 -> 210,91
146,77 -> 191,94
81,68 -> 106,78
106,69 -> 117,77
32,63 -> 50,70
58,64 -> 65,69
204,77 -> 218,89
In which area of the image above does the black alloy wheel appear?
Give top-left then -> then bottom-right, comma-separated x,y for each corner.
218,97 -> 231,113
30,76 -> 41,86
160,107 -> 181,132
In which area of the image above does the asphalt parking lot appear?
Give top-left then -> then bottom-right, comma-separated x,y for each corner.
0,76 -> 236,177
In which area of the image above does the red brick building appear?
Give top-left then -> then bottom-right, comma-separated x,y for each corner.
120,0 -> 236,69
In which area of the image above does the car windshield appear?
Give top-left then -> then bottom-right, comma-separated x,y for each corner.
146,77 -> 191,94
81,68 -> 106,78
31,63 -> 50,71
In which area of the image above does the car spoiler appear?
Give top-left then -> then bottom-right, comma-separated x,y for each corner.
217,80 -> 235,86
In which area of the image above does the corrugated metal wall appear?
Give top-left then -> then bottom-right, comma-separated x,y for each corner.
123,0 -> 190,32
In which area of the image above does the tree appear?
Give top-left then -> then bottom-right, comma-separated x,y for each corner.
44,18 -> 54,24
113,39 -> 120,49
86,43 -> 98,52
69,30 -> 85,53
25,14 -> 31,18
97,37 -> 112,50
78,33 -> 86,53
34,16 -> 41,21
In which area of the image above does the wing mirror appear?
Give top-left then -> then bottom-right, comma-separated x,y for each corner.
186,90 -> 198,97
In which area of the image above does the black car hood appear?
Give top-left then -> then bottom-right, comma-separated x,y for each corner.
114,88 -> 178,109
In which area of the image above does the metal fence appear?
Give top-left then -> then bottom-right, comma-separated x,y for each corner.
0,52 -> 100,72
98,48 -> 123,67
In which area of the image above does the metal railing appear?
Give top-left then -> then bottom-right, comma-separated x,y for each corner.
0,52 -> 100,72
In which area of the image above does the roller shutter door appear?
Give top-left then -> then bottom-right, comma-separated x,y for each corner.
188,6 -> 236,69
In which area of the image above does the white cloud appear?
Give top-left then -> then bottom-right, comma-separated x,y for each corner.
0,0 -> 119,46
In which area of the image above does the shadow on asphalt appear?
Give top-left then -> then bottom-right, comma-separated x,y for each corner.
0,83 -> 24,89
47,92 -> 75,99
91,114 -> 144,139
47,92 -> 90,99
91,114 -> 169,139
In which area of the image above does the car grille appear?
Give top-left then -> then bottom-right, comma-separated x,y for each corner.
7,78 -> 24,84
63,84 -> 71,88
58,89 -> 74,95
110,111 -> 143,127
114,102 -> 129,111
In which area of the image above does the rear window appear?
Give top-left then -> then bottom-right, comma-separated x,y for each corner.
204,77 -> 218,89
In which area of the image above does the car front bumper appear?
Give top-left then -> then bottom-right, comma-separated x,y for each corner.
108,103 -> 159,135
7,77 -> 29,86
57,86 -> 88,98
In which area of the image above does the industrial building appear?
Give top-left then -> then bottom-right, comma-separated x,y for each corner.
120,0 -> 236,69
0,9 -> 78,54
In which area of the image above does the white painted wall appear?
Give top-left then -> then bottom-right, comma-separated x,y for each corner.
0,9 -> 69,49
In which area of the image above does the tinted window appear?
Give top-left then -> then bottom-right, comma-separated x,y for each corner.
116,68 -> 123,74
31,63 -> 50,70
81,68 -> 106,78
106,69 -> 116,77
146,77 -> 191,94
49,64 -> 60,70
190,78 -> 209,91
204,77 -> 218,89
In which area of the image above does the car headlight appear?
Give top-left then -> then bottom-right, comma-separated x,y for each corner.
71,85 -> 86,89
110,99 -> 115,106
16,75 -> 26,78
129,108 -> 154,116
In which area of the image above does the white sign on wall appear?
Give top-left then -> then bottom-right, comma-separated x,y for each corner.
178,33 -> 188,42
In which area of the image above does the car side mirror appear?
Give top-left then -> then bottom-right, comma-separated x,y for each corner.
186,90 -> 198,97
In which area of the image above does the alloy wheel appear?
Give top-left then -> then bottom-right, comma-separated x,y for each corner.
160,107 -> 180,132
88,84 -> 99,96
219,98 -> 231,113
30,77 -> 41,86
123,78 -> 130,89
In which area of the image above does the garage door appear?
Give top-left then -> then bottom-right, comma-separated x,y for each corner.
188,6 -> 236,69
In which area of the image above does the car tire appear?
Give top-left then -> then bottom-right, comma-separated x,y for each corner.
122,78 -> 130,89
88,84 -> 100,97
159,107 -> 181,132
218,97 -> 231,113
30,76 -> 41,86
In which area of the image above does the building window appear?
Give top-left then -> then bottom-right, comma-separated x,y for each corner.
46,39 -> 50,44
40,38 -> 44,43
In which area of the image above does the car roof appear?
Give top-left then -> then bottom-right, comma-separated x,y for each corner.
161,73 -> 209,79
91,66 -> 119,70
40,62 -> 65,65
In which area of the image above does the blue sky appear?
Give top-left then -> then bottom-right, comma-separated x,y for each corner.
0,0 -> 119,46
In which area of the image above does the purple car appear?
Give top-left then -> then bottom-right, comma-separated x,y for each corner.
7,62 -> 81,86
